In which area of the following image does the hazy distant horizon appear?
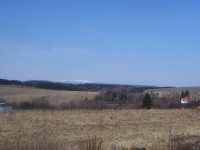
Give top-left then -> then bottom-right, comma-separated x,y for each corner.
1,77 -> 199,88
1,1 -> 200,87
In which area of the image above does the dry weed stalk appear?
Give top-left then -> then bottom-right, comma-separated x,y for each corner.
82,135 -> 104,150
0,137 -> 60,150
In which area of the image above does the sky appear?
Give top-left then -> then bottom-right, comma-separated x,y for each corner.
0,0 -> 200,87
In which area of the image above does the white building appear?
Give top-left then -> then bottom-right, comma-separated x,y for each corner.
181,97 -> 190,104
0,103 -> 13,113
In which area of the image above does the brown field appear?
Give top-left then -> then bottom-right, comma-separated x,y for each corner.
0,85 -> 97,106
147,87 -> 200,94
146,87 -> 200,100
0,109 -> 200,149
1,85 -> 200,149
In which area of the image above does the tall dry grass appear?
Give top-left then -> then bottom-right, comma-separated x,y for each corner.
0,137 -> 60,150
0,109 -> 200,150
82,135 -> 104,150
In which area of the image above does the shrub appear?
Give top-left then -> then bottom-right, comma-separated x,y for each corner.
31,97 -> 50,109
19,102 -> 33,110
18,97 -> 50,110
169,135 -> 200,150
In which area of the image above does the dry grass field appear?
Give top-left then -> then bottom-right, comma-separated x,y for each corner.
0,109 -> 200,149
0,85 -> 97,106
147,87 -> 200,94
146,87 -> 200,100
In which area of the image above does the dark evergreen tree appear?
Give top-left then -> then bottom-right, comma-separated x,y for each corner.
180,90 -> 190,99
181,90 -> 185,99
142,93 -> 152,109
184,90 -> 190,97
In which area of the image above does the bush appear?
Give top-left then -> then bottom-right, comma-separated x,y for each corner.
31,97 -> 50,109
168,135 -> 200,150
20,102 -> 33,110
18,97 -> 51,110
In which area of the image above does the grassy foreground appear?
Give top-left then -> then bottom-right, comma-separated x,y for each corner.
0,109 -> 200,149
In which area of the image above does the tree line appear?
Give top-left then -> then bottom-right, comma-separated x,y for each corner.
93,88 -> 200,109
1,78 -> 199,110
0,78 -> 154,92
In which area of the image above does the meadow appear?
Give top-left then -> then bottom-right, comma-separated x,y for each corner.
1,85 -> 200,149
146,87 -> 200,100
151,87 -> 200,94
0,109 -> 200,150
0,85 -> 97,106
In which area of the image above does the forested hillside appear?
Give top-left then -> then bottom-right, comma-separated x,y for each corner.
0,78 -> 158,92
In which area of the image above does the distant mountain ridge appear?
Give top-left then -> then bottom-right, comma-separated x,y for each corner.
0,78 -> 168,92
57,80 -> 94,84
56,80 -> 160,88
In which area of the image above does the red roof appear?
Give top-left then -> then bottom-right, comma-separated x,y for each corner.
181,97 -> 190,101
181,97 -> 190,104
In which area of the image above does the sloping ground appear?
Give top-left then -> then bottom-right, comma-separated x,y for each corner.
146,87 -> 200,100
147,87 -> 200,94
0,85 -> 97,106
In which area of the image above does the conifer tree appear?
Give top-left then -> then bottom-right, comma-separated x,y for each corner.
181,90 -> 185,99
184,90 -> 190,97
142,93 -> 152,109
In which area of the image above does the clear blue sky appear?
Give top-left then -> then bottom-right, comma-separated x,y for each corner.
0,0 -> 200,86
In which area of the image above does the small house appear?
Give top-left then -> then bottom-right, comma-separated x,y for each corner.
0,103 -> 13,113
181,97 -> 190,104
